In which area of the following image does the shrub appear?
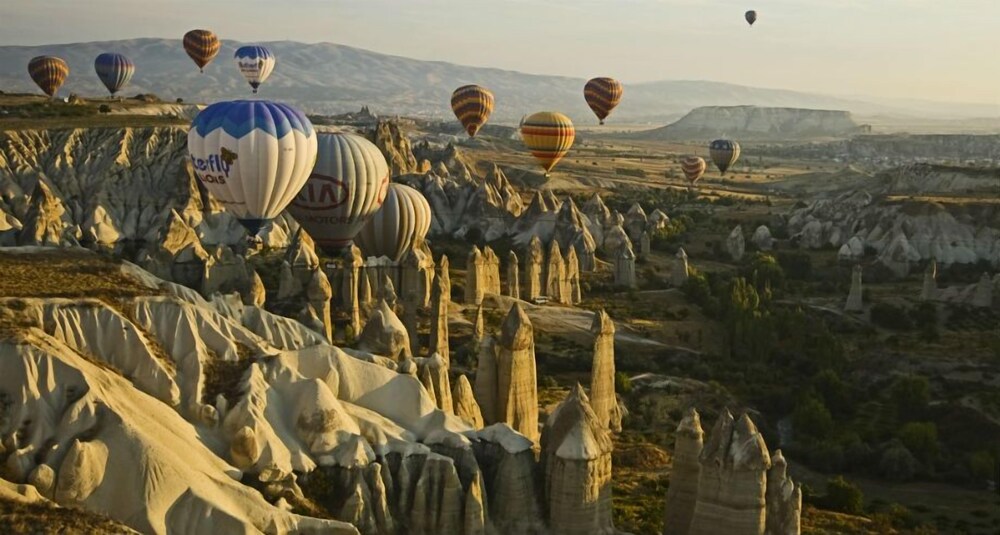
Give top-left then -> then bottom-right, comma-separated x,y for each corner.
824,476 -> 864,515
871,303 -> 914,330
615,371 -> 633,394
897,422 -> 939,466
98,104 -> 112,114
890,375 -> 930,420
793,396 -> 834,440
776,251 -> 813,280
879,440 -> 919,481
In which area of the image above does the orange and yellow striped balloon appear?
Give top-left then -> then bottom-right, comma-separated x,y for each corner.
184,29 -> 221,72
680,156 -> 707,184
450,85 -> 494,137
584,77 -> 623,125
27,56 -> 69,98
520,111 -> 575,176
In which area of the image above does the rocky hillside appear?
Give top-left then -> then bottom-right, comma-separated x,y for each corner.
632,106 -> 866,141
1,39 -> 994,123
757,134 -> 1000,166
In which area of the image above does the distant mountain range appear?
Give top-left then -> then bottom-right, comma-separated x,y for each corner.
0,38 -> 995,124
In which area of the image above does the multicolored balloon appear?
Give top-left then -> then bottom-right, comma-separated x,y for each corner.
234,45 -> 276,94
450,85 -> 494,137
709,139 -> 741,174
584,77 -> 623,125
680,156 -> 707,184
288,133 -> 391,253
355,183 -> 432,262
184,29 -> 221,72
745,10 -> 758,26
188,100 -> 317,236
94,53 -> 135,96
520,111 -> 576,176
27,56 -> 69,97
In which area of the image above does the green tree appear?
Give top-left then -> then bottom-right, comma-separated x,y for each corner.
879,440 -> 918,481
793,396 -> 834,440
824,476 -> 864,515
897,422 -> 939,466
890,375 -> 930,421
744,252 -> 786,293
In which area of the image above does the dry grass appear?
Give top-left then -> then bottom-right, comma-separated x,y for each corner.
0,497 -> 139,534
0,250 -> 155,300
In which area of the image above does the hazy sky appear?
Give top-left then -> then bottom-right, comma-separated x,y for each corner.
1,0 -> 997,104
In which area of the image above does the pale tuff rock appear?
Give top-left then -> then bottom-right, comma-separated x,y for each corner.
473,304 -> 486,346
201,246 -> 252,297
307,268 -> 334,342
546,240 -> 568,304
972,272 -> 994,308
277,260 -> 304,301
541,385 -> 616,535
495,304 -> 540,443
878,232 -> 921,278
766,451 -> 802,535
372,119 -> 418,175
921,260 -> 938,301
512,191 -> 551,237
845,265 -> 864,313
837,236 -> 865,262
419,363 -> 439,407
474,336 -> 499,426
582,193 -> 611,247
796,220 -> 826,250
357,300 -> 412,361
688,411 -> 771,535
400,245 -> 435,309
403,292 -> 421,358
526,235 -> 545,300
17,179 -> 80,246
379,273 -> 398,310
0,208 -> 22,246
554,197 -> 598,272
428,273 -> 450,365
342,245 -> 364,336
662,408 -> 704,535
465,245 -> 485,305
728,225 -> 746,262
604,223 -> 633,258
590,310 -> 622,433
640,231 -> 651,260
82,204 -> 122,246
506,250 -> 521,299
359,268 -> 374,307
482,245 -> 503,297
472,424 -> 545,533
673,248 -> 690,287
419,353 -> 453,414
649,209 -> 670,231
438,254 -> 452,300
286,227 -> 320,274
749,225 -> 773,251
565,246 -> 583,305
625,203 -> 649,244
453,375 -> 485,429
615,243 -> 638,289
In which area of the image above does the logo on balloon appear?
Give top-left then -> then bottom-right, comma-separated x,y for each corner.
293,174 -> 350,211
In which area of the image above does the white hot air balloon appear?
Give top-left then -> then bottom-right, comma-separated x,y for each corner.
355,183 -> 432,262
287,133 -> 391,254
234,45 -> 275,94
188,100 -> 317,236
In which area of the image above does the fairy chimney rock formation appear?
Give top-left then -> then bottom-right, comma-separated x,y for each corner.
453,375 -> 485,429
752,225 -> 774,251
541,384 -> 616,535
357,299 -> 412,361
845,264 -> 864,312
439,254 -> 452,298
565,246 -> 583,304
589,310 -> 622,432
526,235 -> 545,300
615,244 -> 638,289
495,303 -> 540,443
640,231 -> 652,260
421,353 -> 453,414
473,304 -> 486,347
306,268 -> 334,342
474,336 -> 499,426
688,411 -> 771,535
483,245 -> 502,296
921,260 -> 938,301
403,291 -> 421,358
546,240 -> 567,304
662,408 -> 704,535
673,248 -> 690,287
247,270 -> 266,308
766,450 -> 803,535
465,246 -> 485,305
727,225 -> 746,262
277,261 -> 303,301
506,250 -> 521,299
379,273 -> 398,310
429,273 -> 450,365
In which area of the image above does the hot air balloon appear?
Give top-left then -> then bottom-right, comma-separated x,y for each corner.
450,85 -> 494,138
234,45 -> 275,94
287,133 -> 391,254
188,100 -> 317,236
354,183 -> 432,262
745,10 -> 757,26
584,77 -> 623,125
27,56 -> 69,98
709,139 -> 741,174
94,53 -> 135,96
680,156 -> 707,184
520,111 -> 575,177
184,29 -> 221,72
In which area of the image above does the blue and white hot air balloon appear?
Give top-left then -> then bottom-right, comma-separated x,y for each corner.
187,100 -> 318,236
234,45 -> 275,94
94,53 -> 134,96
287,133 -> 391,254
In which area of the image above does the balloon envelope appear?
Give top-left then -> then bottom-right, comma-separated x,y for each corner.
745,10 -> 757,25
288,133 -> 391,253
234,45 -> 275,94
184,29 -> 221,72
680,156 -> 707,184
188,100 -> 317,235
584,77 -> 623,125
520,111 -> 575,175
94,53 -> 134,96
451,85 -> 494,137
355,183 -> 432,262
28,56 -> 69,97
709,139 -> 741,174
